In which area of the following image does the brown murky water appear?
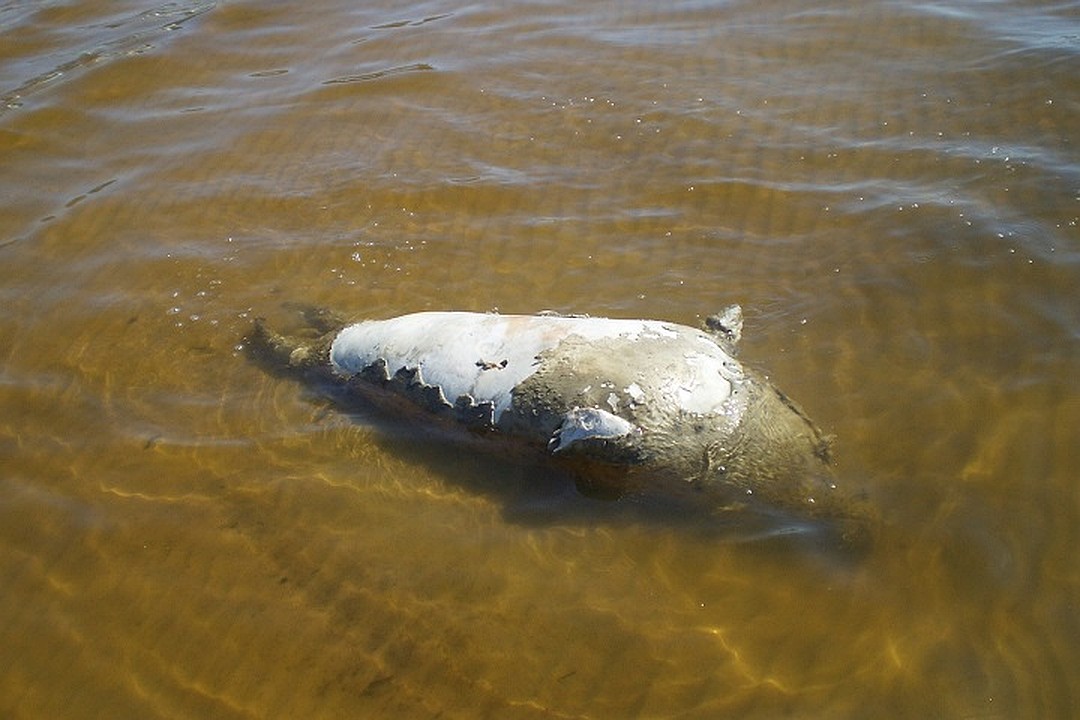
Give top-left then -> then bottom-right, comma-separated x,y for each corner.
2,1 -> 1078,717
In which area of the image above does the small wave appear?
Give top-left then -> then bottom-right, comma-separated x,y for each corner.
322,62 -> 435,85
0,1 -> 216,116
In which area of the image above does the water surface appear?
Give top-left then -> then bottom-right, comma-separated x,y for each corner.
1,0 -> 1078,717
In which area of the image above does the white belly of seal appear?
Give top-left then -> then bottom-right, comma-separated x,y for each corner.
329,311 -> 733,421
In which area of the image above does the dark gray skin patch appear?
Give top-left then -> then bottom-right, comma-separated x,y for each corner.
352,358 -> 499,431
499,332 -> 742,498
453,395 -> 496,430
389,365 -> 453,416
500,331 -> 869,534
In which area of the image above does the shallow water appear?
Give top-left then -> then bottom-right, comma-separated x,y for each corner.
2,0 -> 1078,717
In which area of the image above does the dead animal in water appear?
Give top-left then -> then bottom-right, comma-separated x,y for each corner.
247,306 -> 874,542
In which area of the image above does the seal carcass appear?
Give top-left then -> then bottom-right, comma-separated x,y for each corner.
249,307 -> 869,534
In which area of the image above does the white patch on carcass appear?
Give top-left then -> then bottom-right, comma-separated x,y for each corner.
662,352 -> 735,415
550,407 -> 636,453
329,312 -> 681,420
624,382 -> 645,404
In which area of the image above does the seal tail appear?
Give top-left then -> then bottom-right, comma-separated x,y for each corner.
244,306 -> 345,376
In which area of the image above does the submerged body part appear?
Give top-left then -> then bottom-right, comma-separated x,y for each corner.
248,307 -> 873,541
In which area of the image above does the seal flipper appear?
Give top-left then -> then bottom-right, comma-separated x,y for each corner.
542,408 -> 639,500
545,408 -> 646,498
245,303 -> 349,377
549,407 -> 637,454
704,304 -> 743,355
245,317 -> 337,375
